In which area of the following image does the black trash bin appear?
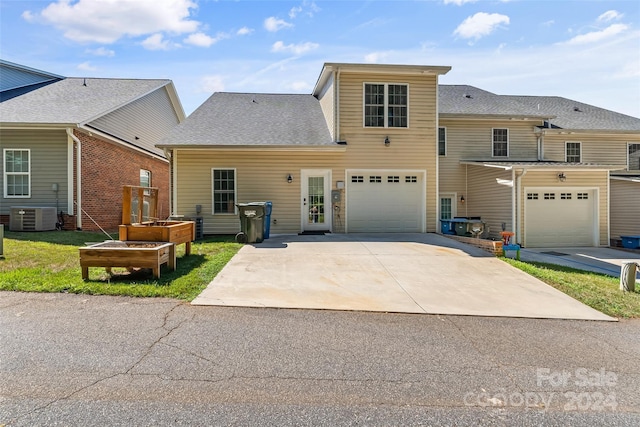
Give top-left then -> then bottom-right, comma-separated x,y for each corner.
236,203 -> 265,243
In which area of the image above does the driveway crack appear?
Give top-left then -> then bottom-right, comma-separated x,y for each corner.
6,301 -> 189,425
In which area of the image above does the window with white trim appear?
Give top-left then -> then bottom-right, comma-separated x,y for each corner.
438,127 -> 446,156
629,143 -> 640,171
565,142 -> 581,163
4,149 -> 30,198
364,83 -> 408,128
140,169 -> 151,187
492,128 -> 508,157
212,169 -> 236,214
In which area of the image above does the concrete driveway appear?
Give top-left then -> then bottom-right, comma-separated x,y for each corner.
517,246 -> 640,280
193,233 -> 614,321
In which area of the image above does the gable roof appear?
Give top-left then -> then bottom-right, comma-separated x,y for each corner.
157,92 -> 335,148
505,95 -> 640,132
439,85 -> 551,119
0,77 -> 174,126
0,59 -> 65,102
439,84 -> 640,132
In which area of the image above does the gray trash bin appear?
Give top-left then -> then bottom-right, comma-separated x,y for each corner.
236,203 -> 265,243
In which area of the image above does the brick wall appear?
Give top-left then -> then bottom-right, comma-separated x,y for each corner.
75,130 -> 169,231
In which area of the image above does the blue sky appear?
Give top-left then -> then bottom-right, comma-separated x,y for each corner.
2,0 -> 639,117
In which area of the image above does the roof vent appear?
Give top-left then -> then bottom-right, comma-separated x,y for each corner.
573,106 -> 582,112
464,94 -> 473,99
83,78 -> 87,87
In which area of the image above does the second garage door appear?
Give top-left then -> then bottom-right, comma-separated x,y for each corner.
347,170 -> 425,232
524,188 -> 597,247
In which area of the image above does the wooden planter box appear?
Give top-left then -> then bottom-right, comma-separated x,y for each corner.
120,186 -> 195,255
79,241 -> 176,280
119,221 -> 195,255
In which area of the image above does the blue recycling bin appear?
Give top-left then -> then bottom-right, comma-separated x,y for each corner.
264,201 -> 272,239
440,219 -> 455,235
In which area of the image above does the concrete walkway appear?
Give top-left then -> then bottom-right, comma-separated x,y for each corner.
516,246 -> 640,280
193,233 -> 614,321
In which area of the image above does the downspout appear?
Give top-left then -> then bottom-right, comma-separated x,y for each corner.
435,81 -> 440,233
514,169 -> 527,245
162,148 -> 174,216
66,128 -> 82,230
335,67 -> 340,142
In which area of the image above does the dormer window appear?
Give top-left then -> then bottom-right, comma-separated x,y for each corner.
364,83 -> 408,128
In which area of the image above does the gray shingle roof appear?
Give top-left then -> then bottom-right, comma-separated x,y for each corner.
0,77 -> 171,125
439,85 -> 550,118
506,96 -> 640,131
439,84 -> 640,131
158,92 -> 334,147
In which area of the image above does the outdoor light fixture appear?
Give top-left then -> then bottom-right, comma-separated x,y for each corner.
287,174 -> 293,183
384,136 -> 390,147
460,195 -> 465,204
558,172 -> 567,182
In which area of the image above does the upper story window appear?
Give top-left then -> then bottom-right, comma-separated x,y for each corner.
364,83 -> 408,128
438,127 -> 446,156
212,168 -> 236,214
4,149 -> 30,198
629,143 -> 640,170
492,128 -> 508,157
566,142 -> 581,163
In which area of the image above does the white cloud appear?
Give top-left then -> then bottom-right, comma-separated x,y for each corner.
86,47 -> 115,57
237,27 -> 253,36
364,52 -> 390,63
264,17 -> 293,32
541,20 -> 555,27
289,1 -> 319,19
141,33 -> 172,51
597,10 -> 623,23
453,12 -> 510,42
200,75 -> 225,93
184,32 -> 227,47
77,61 -> 97,71
271,41 -> 318,55
31,0 -> 200,44
444,0 -> 477,5
562,23 -> 628,45
289,81 -> 311,91
21,10 -> 35,22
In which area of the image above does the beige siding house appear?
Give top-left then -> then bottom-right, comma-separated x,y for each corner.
158,63 -> 451,236
158,62 -> 639,248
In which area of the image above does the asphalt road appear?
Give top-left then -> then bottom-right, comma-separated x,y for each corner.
1,291 -> 639,426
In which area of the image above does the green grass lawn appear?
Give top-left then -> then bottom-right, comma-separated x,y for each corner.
0,230 -> 241,301
502,258 -> 640,319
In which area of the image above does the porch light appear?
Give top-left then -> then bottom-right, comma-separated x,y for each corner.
460,195 -> 465,204
384,136 -> 390,147
558,172 -> 567,182
287,174 -> 293,184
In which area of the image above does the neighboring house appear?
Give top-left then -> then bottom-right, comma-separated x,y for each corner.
438,86 -> 640,248
157,61 -> 639,247
0,61 -> 185,231
0,59 -> 64,101
157,63 -> 451,236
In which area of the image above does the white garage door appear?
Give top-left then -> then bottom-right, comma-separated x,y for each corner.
525,189 -> 596,247
347,170 -> 424,232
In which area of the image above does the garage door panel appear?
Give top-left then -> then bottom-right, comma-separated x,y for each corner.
347,171 -> 424,233
525,190 -> 595,247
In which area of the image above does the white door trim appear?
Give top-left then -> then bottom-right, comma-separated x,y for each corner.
301,169 -> 332,232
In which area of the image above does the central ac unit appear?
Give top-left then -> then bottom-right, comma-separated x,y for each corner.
9,207 -> 57,231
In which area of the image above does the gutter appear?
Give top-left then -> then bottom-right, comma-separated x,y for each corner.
66,128 -> 82,230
